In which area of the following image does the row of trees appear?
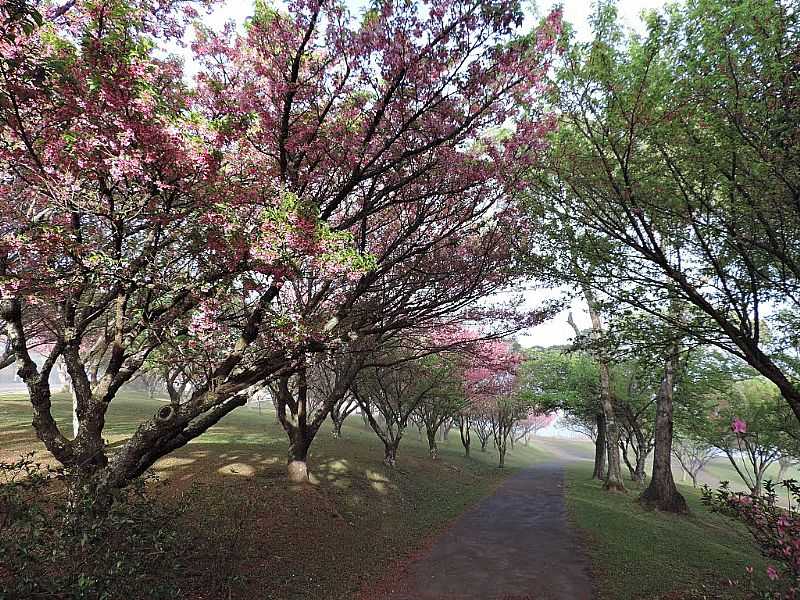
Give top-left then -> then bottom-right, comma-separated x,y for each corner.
0,0 -> 561,501
291,337 -> 551,470
3,0 -> 798,527
527,338 -> 800,497
514,0 -> 800,514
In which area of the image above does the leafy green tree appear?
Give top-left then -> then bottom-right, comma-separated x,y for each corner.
518,347 -> 608,479
413,357 -> 468,460
701,378 -> 787,496
524,0 -> 800,430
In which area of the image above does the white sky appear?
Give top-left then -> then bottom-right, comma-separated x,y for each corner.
191,0 -> 669,42
185,0 -> 669,348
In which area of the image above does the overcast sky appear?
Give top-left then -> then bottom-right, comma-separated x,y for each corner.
185,0 -> 669,348
192,0 -> 669,41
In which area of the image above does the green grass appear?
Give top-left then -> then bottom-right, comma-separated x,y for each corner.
1,390 -> 548,599
702,457 -> 800,490
6,392 -> 785,599
564,462 -> 771,600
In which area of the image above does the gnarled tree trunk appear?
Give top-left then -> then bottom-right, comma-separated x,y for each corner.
383,438 -> 401,468
287,429 -> 313,483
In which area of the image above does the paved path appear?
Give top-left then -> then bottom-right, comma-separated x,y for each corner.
381,462 -> 594,600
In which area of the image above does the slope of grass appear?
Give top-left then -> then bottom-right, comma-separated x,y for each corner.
702,457 -> 800,489
1,391 -> 548,599
565,462 -> 771,600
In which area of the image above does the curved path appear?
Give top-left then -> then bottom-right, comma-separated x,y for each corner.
381,461 -> 594,600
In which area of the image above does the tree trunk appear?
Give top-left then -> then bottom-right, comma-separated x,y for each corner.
498,443 -> 507,469
598,363 -> 625,492
633,436 -> 648,485
752,468 -> 766,497
577,292 -> 626,492
459,417 -> 471,458
621,440 -> 636,481
640,349 -> 688,514
593,412 -> 606,480
72,392 -> 79,439
426,427 -> 439,460
383,439 -> 400,468
63,472 -> 115,528
441,421 -> 451,441
331,417 -> 343,439
634,448 -> 647,485
287,431 -> 312,483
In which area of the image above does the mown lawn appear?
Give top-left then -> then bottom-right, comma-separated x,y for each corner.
565,462 -> 773,600
1,391 -> 547,599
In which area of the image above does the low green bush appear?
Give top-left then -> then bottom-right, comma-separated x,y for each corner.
0,453 -> 184,600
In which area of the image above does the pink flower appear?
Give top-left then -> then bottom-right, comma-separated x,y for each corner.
731,417 -> 747,434
745,565 -> 753,575
767,565 -> 780,581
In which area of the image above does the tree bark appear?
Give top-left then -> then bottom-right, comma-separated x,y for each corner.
621,438 -> 636,481
287,430 -> 312,483
580,294 -> 625,492
593,412 -> 606,480
459,416 -> 471,458
640,347 -> 688,514
426,427 -> 439,460
72,392 -> 79,439
383,439 -> 400,468
331,418 -> 343,439
634,440 -> 648,485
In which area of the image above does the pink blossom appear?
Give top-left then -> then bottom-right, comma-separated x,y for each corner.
731,417 -> 747,434
766,565 -> 780,581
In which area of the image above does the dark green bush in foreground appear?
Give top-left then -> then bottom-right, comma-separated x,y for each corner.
0,454 -> 183,600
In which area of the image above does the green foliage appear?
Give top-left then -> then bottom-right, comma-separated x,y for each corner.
518,347 -> 599,415
523,0 -> 800,433
702,480 -> 800,597
0,455 -> 183,600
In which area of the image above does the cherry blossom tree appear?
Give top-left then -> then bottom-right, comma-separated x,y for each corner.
0,1 -> 358,500
1,0 -> 560,497
513,411 -> 555,445
351,349 -> 441,468
465,340 -> 529,468
189,0 -> 562,480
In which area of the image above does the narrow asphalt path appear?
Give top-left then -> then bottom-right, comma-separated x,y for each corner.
381,461 -> 594,600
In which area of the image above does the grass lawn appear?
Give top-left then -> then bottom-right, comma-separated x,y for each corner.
564,462 -> 773,600
702,457 -> 800,490
1,390 -> 548,599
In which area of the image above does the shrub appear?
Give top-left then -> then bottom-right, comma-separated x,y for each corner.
702,479 -> 800,599
0,453 -> 184,599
